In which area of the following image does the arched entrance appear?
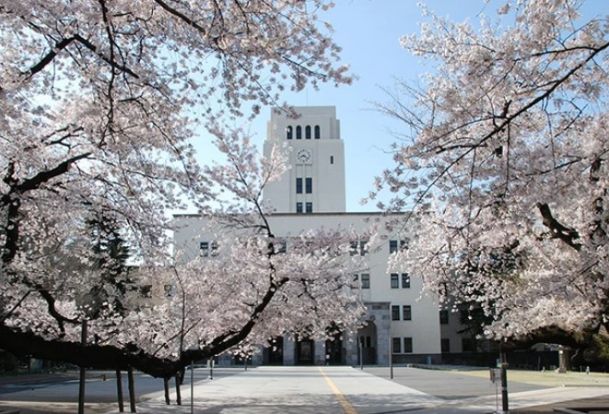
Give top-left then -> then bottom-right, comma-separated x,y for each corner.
357,321 -> 377,365
325,334 -> 344,365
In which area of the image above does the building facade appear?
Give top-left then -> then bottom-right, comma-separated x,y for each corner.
173,106 -> 445,365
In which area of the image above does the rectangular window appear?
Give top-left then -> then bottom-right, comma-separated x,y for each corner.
296,177 -> 303,194
441,338 -> 450,353
389,240 -> 398,253
200,241 -> 209,257
350,240 -> 367,256
390,239 -> 408,253
361,274 -> 370,289
305,202 -> 313,213
401,273 -> 410,288
305,177 -> 312,194
390,273 -> 399,289
459,309 -> 469,324
391,305 -> 400,321
439,310 -> 449,325
359,240 -> 368,256
403,305 -> 412,320
330,155 -> 334,164
392,337 -> 401,354
403,337 -> 413,353
200,241 -> 217,257
296,202 -> 303,213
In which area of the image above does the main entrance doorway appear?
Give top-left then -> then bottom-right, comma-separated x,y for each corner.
296,338 -> 315,365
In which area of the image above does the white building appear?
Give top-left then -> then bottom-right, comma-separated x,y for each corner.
173,106 -> 446,365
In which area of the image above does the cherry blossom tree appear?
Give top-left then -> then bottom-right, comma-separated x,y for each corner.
378,0 -> 609,347
0,0 -> 359,377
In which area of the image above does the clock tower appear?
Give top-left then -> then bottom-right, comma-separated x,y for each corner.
263,106 -> 346,213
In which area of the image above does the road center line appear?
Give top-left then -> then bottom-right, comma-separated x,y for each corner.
318,367 -> 358,414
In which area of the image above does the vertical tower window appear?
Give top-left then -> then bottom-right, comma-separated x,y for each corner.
296,177 -> 303,194
287,126 -> 293,140
305,202 -> 313,213
390,273 -> 399,289
305,177 -> 312,194
403,305 -> 412,320
305,125 -> 311,139
296,126 -> 302,139
401,273 -> 410,288
314,125 -> 320,139
330,155 -> 334,164
296,202 -> 303,213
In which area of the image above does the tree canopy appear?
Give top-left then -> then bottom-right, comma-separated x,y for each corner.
0,0 -> 360,377
378,0 -> 609,346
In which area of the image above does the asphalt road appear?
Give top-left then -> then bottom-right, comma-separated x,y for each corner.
1,366 -> 609,414
363,366 -> 548,400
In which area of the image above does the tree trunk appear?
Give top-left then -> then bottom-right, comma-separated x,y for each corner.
175,374 -> 182,405
116,369 -> 124,412
127,366 -> 136,413
163,377 -> 170,405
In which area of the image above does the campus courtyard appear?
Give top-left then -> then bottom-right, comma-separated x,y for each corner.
2,366 -> 609,413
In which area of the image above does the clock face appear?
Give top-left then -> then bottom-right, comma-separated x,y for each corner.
297,149 -> 312,163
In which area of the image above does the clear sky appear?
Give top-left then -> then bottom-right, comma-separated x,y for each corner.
192,0 -> 606,213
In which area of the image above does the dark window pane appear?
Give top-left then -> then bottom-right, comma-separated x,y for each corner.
305,125 -> 311,139
361,274 -> 370,289
390,273 -> 399,289
330,155 -> 334,164
287,126 -> 293,139
404,337 -> 413,353
403,305 -> 412,320
389,240 -> 398,253
314,125 -> 320,139
296,177 -> 303,194
391,305 -> 400,321
200,241 -> 209,257
392,337 -> 401,353
296,125 -> 302,139
305,202 -> 313,213
459,309 -> 469,324
305,177 -> 312,193
296,202 -> 303,213
401,273 -> 410,288
439,310 -> 449,324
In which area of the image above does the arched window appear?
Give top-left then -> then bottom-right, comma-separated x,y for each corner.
305,125 -> 311,139
296,125 -> 302,139
286,126 -> 293,140
314,125 -> 320,139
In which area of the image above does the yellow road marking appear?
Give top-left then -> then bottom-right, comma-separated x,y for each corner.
318,367 -> 358,414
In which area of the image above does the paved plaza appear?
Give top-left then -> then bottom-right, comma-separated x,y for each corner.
1,366 -> 609,413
